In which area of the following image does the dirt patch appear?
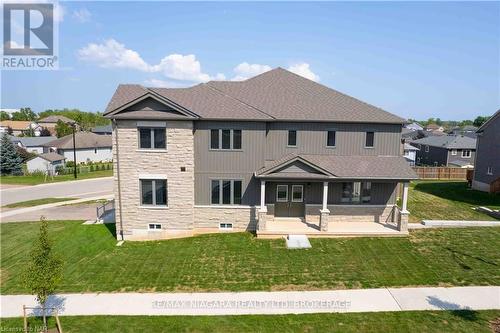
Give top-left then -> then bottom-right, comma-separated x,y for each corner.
489,317 -> 500,333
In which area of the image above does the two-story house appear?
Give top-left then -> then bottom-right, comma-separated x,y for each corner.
105,68 -> 417,241
410,135 -> 476,167
473,110 -> 500,193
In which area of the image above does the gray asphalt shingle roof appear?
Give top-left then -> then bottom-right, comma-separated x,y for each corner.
410,135 -> 476,149
8,135 -> 57,147
105,68 -> 405,124
38,115 -> 75,124
43,132 -> 111,149
32,152 -> 66,162
256,154 -> 417,180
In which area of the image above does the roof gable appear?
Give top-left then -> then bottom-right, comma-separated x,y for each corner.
478,109 -> 500,132
257,155 -> 334,178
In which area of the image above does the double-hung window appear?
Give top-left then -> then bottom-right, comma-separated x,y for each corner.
288,130 -> 297,147
327,130 -> 336,147
138,127 -> 166,149
341,182 -> 371,204
487,167 -> 493,175
365,131 -> 374,148
462,150 -> 471,158
210,129 -> 242,150
211,180 -> 242,205
140,179 -> 167,206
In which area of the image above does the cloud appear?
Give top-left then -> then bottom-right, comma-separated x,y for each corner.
78,39 -> 221,83
72,8 -> 91,23
288,63 -> 320,82
78,39 -> 150,71
231,62 -> 272,81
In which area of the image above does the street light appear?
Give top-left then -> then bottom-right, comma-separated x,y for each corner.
68,121 -> 77,179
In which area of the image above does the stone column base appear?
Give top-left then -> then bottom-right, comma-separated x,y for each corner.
320,209 -> 330,232
398,210 -> 409,232
258,208 -> 267,231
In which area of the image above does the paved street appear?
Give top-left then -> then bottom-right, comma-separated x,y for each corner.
0,177 -> 113,206
1,286 -> 499,317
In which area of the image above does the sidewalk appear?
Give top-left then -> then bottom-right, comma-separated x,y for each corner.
1,286 -> 498,317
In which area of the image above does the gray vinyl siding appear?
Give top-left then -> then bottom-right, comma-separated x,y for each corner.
265,122 -> 402,161
447,149 -> 476,166
474,116 -> 500,184
265,181 -> 397,205
194,121 -> 265,205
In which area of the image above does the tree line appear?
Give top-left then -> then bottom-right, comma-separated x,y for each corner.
408,116 -> 490,129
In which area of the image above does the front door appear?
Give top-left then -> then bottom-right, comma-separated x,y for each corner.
275,184 -> 305,217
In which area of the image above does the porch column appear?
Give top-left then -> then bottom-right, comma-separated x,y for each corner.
258,180 -> 267,231
398,182 -> 410,232
320,181 -> 330,232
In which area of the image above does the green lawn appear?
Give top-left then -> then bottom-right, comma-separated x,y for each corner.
1,311 -> 498,333
0,170 -> 112,186
2,197 -> 77,208
408,181 -> 500,223
1,221 -> 499,294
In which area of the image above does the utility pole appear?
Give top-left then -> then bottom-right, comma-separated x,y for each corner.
72,122 -> 77,179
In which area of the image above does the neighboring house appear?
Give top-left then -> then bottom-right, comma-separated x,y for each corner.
403,143 -> 419,166
472,110 -> 500,193
104,68 -> 417,241
449,125 -> 478,138
91,124 -> 112,135
410,135 -> 476,167
402,128 -> 420,141
404,122 -> 424,131
8,135 -> 57,154
0,120 -> 41,136
37,115 -> 77,135
424,124 -> 444,132
26,152 -> 66,174
43,131 -> 112,163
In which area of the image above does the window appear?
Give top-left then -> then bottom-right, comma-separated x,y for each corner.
462,150 -> 471,158
276,185 -> 288,202
425,145 -> 429,152
327,130 -> 336,147
140,179 -> 167,206
210,129 -> 242,150
487,167 -> 493,175
138,128 -> 166,149
288,130 -> 297,147
451,149 -> 457,156
365,131 -> 374,148
341,182 -> 371,204
219,223 -> 233,230
291,185 -> 303,202
211,180 -> 243,205
148,224 -> 161,230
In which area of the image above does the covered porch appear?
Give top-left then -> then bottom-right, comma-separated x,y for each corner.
254,154 -> 417,238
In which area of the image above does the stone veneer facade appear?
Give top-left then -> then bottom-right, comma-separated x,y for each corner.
113,120 -> 195,240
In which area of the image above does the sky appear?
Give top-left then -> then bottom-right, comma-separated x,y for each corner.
1,1 -> 499,120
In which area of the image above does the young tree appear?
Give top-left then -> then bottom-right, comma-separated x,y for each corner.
24,217 -> 63,329
55,120 -> 72,138
0,111 -> 10,121
39,127 -> 52,136
0,134 -> 23,175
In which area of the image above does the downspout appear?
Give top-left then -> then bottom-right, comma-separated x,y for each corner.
113,119 -> 124,241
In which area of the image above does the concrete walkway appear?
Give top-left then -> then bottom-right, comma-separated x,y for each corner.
0,195 -> 113,223
1,286 -> 498,317
409,220 -> 500,229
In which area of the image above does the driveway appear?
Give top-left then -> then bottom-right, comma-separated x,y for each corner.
0,177 -> 113,206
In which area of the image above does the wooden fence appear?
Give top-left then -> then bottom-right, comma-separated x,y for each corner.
412,167 -> 470,180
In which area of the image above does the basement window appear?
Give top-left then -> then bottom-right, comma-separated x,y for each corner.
148,224 -> 162,230
219,223 -> 233,230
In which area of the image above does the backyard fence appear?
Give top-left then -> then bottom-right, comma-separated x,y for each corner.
412,167 -> 470,180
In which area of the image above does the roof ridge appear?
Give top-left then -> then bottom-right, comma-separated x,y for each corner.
204,83 -> 276,120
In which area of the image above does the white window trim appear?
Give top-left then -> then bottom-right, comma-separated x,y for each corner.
326,130 -> 336,148
487,167 -> 493,175
148,223 -> 162,231
287,130 -> 298,147
451,149 -> 457,155
276,184 -> 289,202
291,185 -> 304,202
219,223 -> 233,230
209,129 -> 242,151
425,145 -> 429,152
462,150 -> 471,158
364,131 -> 375,148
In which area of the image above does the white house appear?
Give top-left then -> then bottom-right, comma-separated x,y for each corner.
43,131 -> 112,163
26,152 -> 66,174
403,143 -> 419,166
8,135 -> 57,154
